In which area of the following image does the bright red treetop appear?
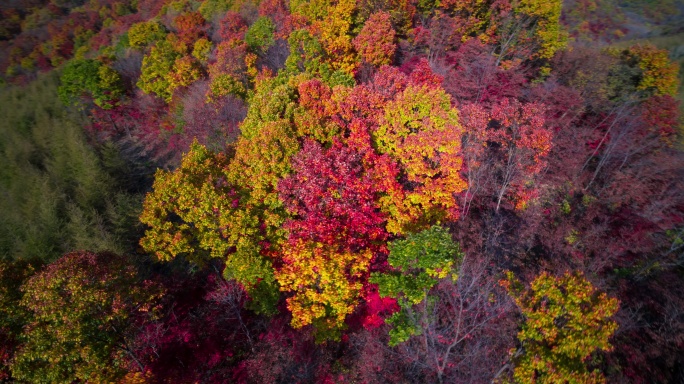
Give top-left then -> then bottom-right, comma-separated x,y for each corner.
278,138 -> 388,252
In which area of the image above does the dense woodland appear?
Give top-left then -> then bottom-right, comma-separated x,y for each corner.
0,0 -> 683,382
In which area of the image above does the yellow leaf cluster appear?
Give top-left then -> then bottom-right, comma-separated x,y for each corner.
513,0 -> 568,61
276,240 -> 373,338
315,0 -> 358,74
630,44 -> 680,96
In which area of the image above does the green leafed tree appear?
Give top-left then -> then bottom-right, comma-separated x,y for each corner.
139,71 -> 309,315
371,226 -> 463,346
136,37 -> 184,102
0,258 -> 41,381
59,59 -> 125,109
1,73 -> 143,261
198,0 -> 231,20
245,16 -> 276,54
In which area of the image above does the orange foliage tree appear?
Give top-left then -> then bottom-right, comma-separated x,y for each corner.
353,11 -> 396,67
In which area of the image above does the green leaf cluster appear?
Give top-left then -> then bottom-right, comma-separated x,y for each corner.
289,0 -> 331,21
371,226 -> 462,346
137,38 -> 183,101
285,29 -> 354,87
58,59 -> 124,109
245,16 -> 276,54
0,258 -> 42,378
198,0 -> 232,20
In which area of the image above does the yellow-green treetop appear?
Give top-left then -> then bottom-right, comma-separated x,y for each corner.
501,271 -> 620,383
515,0 -> 567,60
127,20 -> 166,49
139,142 -> 279,313
139,142 -> 236,263
628,44 -> 679,96
11,252 -> 162,384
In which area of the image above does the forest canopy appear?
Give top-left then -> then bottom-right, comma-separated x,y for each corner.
0,0 -> 683,382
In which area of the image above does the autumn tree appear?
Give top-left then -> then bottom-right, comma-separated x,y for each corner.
277,240 -> 374,341
458,98 -> 552,213
226,117 -> 300,263
640,95 -> 681,140
510,0 -> 568,61
123,267 -> 263,383
608,43 -> 680,97
372,75 -> 467,233
10,251 -> 162,384
139,142 -> 280,314
279,66 -> 467,236
291,79 -> 341,142
353,11 -> 396,67
316,0 -> 358,74
0,258 -> 41,381
127,20 -> 166,49
500,271 -> 619,383
140,73 -> 303,315
250,67 -> 466,336
278,138 -> 387,250
207,41 -> 248,100
178,80 -> 245,151
276,139 -> 388,338
167,55 -> 203,92
217,11 -> 248,43
174,11 -> 206,44
283,14 -> 356,86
